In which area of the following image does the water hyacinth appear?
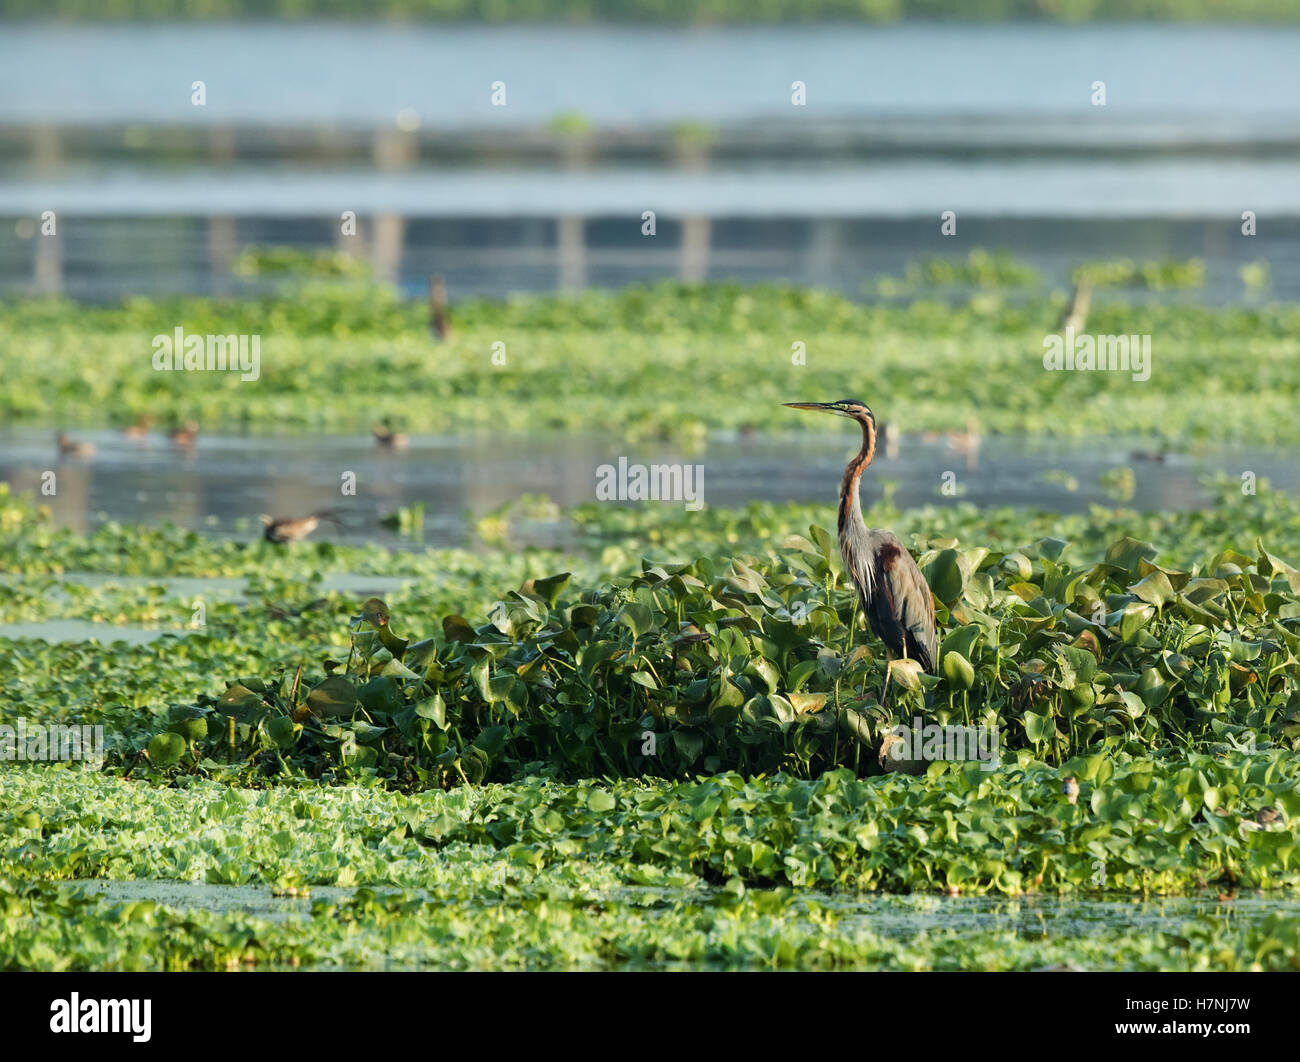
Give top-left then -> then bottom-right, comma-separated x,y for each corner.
4,480 -> 1300,970
119,517 -> 1300,788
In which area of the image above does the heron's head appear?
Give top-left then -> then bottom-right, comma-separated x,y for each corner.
783,398 -> 875,425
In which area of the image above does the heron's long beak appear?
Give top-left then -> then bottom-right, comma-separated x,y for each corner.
784,401 -> 837,414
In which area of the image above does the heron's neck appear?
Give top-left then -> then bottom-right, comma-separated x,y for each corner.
837,417 -> 875,537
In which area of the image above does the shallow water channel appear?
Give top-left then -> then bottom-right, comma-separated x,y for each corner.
69,878 -> 1300,970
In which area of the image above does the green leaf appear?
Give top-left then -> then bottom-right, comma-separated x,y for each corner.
442,615 -> 476,643
617,603 -> 655,640
146,732 -> 186,767
672,729 -> 704,765
215,683 -> 266,724
358,676 -> 404,715
266,716 -> 299,749
414,694 -> 448,731
525,571 -> 571,606
809,524 -> 836,562
1058,645 -> 1098,687
306,676 -> 361,719
942,650 -> 975,690
924,548 -> 964,605
1130,570 -> 1174,607
1023,710 -> 1055,744
1105,537 -> 1159,577
472,725 -> 509,759
587,789 -> 616,813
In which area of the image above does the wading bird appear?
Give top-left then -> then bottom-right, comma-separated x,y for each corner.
56,432 -> 95,459
260,510 -> 339,544
1055,277 -> 1092,335
924,417 -> 981,470
373,422 -> 409,450
944,417 -> 981,470
1061,776 -> 1080,805
122,413 -> 153,441
784,399 -> 938,694
168,420 -> 199,451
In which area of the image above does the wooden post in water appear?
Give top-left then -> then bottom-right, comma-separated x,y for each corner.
806,218 -> 840,287
429,274 -> 452,340
32,124 -> 62,168
1057,277 -> 1092,334
336,212 -> 365,258
372,214 -> 406,286
557,216 -> 587,290
33,223 -> 63,296
554,122 -> 592,291
208,217 -> 237,293
32,125 -> 63,295
674,129 -> 714,283
371,124 -> 416,286
208,127 -> 238,293
679,217 -> 711,283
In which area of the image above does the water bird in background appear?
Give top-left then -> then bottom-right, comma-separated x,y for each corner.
168,420 -> 199,451
260,510 -> 340,544
56,432 -> 95,459
1055,278 -> 1092,335
939,418 -> 982,470
122,414 -> 153,441
922,417 -> 981,470
784,398 -> 938,701
373,422 -> 409,450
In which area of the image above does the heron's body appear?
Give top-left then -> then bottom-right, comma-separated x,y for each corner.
786,398 -> 937,674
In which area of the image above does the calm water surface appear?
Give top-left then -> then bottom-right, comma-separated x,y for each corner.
1,428 -> 1291,550
4,22 -> 1298,126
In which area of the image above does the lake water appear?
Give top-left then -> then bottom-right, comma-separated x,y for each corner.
1,427 -> 1292,550
4,22 -> 1298,127
2,21 -> 1299,299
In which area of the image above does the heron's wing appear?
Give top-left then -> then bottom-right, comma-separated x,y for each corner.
869,530 -> 939,672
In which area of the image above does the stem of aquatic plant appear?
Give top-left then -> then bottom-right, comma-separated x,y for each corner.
831,675 -> 842,767
835,597 -> 862,767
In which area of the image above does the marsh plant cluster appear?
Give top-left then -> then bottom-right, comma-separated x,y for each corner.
129,512 -> 1300,791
